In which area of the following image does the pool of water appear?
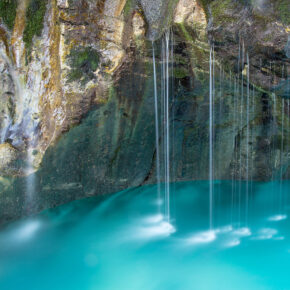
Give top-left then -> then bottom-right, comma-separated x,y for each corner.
0,181 -> 289,290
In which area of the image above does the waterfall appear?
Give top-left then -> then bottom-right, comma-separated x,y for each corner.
152,41 -> 161,209
231,76 -> 238,223
151,31 -> 175,231
163,31 -> 171,222
24,148 -> 36,213
279,98 -> 285,212
273,93 -> 277,167
245,53 -> 250,223
157,30 -> 174,223
209,44 -> 214,229
250,87 -> 255,195
238,41 -> 244,225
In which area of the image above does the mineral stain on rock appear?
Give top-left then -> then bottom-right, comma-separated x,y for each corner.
0,0 -> 289,224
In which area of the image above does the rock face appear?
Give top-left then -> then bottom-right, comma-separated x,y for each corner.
0,51 -> 14,144
0,143 -> 20,176
138,0 -> 178,40
0,0 -> 289,224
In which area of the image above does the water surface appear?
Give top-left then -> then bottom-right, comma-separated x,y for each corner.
0,181 -> 289,290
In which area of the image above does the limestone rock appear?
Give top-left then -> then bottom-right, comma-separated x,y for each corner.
132,11 -> 146,39
0,52 -> 15,143
139,0 -> 178,40
206,0 -> 289,92
0,0 -> 289,225
0,143 -> 19,176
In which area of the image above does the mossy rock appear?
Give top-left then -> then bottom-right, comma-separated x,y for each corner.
23,0 -> 48,62
174,67 -> 190,79
210,0 -> 239,25
67,47 -> 100,85
0,0 -> 17,30
276,0 -> 290,25
123,0 -> 135,18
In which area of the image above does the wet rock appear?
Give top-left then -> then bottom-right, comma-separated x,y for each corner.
132,11 -> 146,39
173,0 -> 208,82
0,0 -> 289,224
206,0 -> 289,92
139,0 -> 178,40
0,54 -> 15,143
0,143 -> 19,176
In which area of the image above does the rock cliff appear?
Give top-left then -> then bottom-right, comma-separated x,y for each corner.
0,0 -> 289,224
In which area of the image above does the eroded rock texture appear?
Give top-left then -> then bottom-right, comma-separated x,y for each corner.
0,0 -> 289,224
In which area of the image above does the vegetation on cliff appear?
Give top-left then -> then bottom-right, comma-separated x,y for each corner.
0,0 -> 17,30
277,0 -> 290,25
23,0 -> 48,60
67,47 -> 100,85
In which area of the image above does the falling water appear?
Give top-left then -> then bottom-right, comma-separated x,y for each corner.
161,31 -> 172,223
152,42 -> 161,208
209,45 -> 214,229
245,53 -> 250,223
279,98 -> 285,212
238,41 -> 245,225
250,87 -> 255,195
231,76 -> 238,223
273,94 -> 277,132
24,148 -> 36,213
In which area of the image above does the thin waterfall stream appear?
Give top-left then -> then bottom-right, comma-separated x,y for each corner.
246,53 -> 250,223
280,98 -> 285,212
152,31 -> 174,224
152,41 -> 161,211
209,44 -> 214,229
0,2 -> 290,289
151,35 -> 289,231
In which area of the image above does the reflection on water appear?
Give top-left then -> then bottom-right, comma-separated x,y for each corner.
0,180 -> 289,290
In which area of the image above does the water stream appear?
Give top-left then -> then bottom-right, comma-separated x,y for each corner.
152,42 -> 161,210
209,44 -> 214,229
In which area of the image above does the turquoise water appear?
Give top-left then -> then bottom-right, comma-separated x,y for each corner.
0,181 -> 290,290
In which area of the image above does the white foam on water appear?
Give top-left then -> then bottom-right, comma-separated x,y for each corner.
233,227 -> 252,237
143,214 -> 164,224
268,215 -> 287,222
225,239 -> 241,248
186,230 -> 216,245
215,225 -> 233,234
14,220 -> 41,241
137,221 -> 176,239
253,228 -> 278,240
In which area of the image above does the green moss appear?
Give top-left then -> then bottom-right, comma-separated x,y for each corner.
67,47 -> 100,85
123,0 -> 133,17
277,0 -> 290,25
198,0 -> 213,20
210,0 -> 237,25
23,0 -> 48,61
174,67 -> 189,79
0,0 -> 17,30
177,23 -> 193,43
